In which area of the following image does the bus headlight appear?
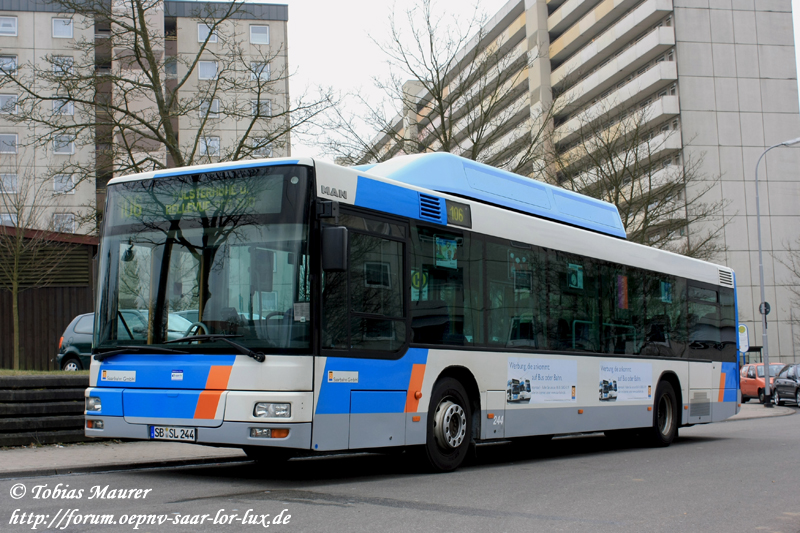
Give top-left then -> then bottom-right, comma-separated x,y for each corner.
253,402 -> 291,418
86,397 -> 102,412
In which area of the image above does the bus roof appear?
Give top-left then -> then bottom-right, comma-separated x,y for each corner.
357,153 -> 627,239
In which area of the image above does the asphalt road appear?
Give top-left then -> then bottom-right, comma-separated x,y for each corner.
2,408 -> 798,533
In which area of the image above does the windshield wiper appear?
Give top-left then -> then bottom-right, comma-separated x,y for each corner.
94,345 -> 189,361
165,334 -> 266,363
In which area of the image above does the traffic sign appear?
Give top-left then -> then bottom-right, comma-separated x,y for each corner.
737,324 -> 749,353
759,302 -> 771,315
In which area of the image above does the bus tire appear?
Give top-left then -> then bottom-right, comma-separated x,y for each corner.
424,377 -> 472,472
649,381 -> 678,447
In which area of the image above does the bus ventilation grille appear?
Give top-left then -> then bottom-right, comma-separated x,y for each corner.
419,193 -> 444,223
718,269 -> 734,287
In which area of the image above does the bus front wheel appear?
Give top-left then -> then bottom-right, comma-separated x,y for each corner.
649,381 -> 678,447
424,377 -> 472,472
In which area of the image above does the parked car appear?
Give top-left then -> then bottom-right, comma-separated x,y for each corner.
740,363 -> 785,403
772,364 -> 800,406
57,311 -> 195,371
56,313 -> 94,371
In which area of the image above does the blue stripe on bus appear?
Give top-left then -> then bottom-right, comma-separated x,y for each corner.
95,354 -> 236,389
354,177 -> 447,225
316,348 -> 429,415
722,362 -> 738,402
152,160 -> 300,179
350,391 -> 407,414
122,389 -> 202,419
86,387 -> 124,417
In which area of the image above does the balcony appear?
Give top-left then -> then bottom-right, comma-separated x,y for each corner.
549,0 -> 643,67
551,0 -> 673,92
558,126 -> 682,175
555,27 -> 675,114
548,0 -> 597,40
555,80 -> 679,145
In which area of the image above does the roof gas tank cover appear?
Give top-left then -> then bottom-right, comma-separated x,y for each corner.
362,153 -> 626,239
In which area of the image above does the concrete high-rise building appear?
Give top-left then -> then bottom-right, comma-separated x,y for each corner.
0,0 -> 290,235
367,0 -> 800,362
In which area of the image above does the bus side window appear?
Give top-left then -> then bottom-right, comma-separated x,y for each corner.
410,225 -> 482,346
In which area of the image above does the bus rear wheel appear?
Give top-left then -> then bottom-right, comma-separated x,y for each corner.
424,377 -> 472,472
648,381 -> 678,447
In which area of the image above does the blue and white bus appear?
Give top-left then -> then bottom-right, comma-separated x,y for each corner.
85,153 -> 740,471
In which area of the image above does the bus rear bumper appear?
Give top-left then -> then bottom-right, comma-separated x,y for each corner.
84,416 -> 312,449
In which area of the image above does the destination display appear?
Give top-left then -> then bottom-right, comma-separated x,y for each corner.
108,168 -> 287,226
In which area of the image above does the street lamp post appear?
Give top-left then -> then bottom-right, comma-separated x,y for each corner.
754,136 -> 800,407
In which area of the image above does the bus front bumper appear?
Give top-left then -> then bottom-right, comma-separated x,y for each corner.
84,416 -> 312,449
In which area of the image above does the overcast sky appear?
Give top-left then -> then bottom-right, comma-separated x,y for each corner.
278,0 -> 800,159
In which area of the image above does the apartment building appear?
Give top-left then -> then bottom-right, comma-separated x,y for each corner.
370,0 -> 800,361
0,0 -> 290,234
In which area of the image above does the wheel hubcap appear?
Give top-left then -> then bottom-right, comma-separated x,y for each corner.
433,399 -> 467,450
657,394 -> 673,436
64,362 -> 78,371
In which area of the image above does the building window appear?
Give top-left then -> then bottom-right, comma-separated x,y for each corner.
53,99 -> 74,115
53,174 -> 75,194
197,23 -> 217,43
53,56 -> 74,76
53,18 -> 73,39
199,136 -> 220,156
250,25 -> 269,44
252,138 -> 272,157
52,213 -> 75,233
0,94 -> 16,114
198,61 -> 217,80
165,57 -> 177,78
53,135 -> 75,154
250,62 -> 269,81
0,213 -> 17,226
0,55 -> 17,74
199,98 -> 220,118
0,133 -> 17,153
0,173 -> 16,193
0,17 -> 17,36
251,99 -> 272,117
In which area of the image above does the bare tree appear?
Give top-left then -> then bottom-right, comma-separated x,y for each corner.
543,101 -> 729,261
776,238 -> 800,348
0,0 -> 334,189
0,157 -> 74,369
319,0 -> 560,175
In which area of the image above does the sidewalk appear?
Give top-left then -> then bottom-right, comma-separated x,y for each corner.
0,440 -> 247,479
726,401 -> 796,421
0,403 -> 794,479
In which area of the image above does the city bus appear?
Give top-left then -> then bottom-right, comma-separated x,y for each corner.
85,152 -> 740,472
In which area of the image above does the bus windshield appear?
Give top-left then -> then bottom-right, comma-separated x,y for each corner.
95,165 -> 312,353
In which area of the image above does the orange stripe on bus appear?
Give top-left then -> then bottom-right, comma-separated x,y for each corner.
205,365 -> 233,390
194,391 -> 222,419
405,364 -> 426,413
718,373 -> 726,403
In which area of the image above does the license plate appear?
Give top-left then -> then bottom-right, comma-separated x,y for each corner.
150,426 -> 196,442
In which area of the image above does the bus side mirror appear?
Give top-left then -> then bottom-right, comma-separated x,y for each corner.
322,226 -> 348,272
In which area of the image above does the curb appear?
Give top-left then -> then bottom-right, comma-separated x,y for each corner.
0,455 -> 250,480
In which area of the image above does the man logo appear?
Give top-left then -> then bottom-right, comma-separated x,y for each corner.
320,186 -> 347,199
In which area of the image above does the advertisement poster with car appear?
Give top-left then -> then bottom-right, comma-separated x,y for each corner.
508,357 -> 577,404
598,362 -> 652,401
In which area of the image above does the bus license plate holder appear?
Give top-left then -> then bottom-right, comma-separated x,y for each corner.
150,425 -> 196,442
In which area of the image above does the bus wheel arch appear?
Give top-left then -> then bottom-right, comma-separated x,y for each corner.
657,371 -> 683,425
423,367 -> 479,472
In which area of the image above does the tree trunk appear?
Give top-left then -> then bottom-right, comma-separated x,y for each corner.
12,278 -> 19,370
